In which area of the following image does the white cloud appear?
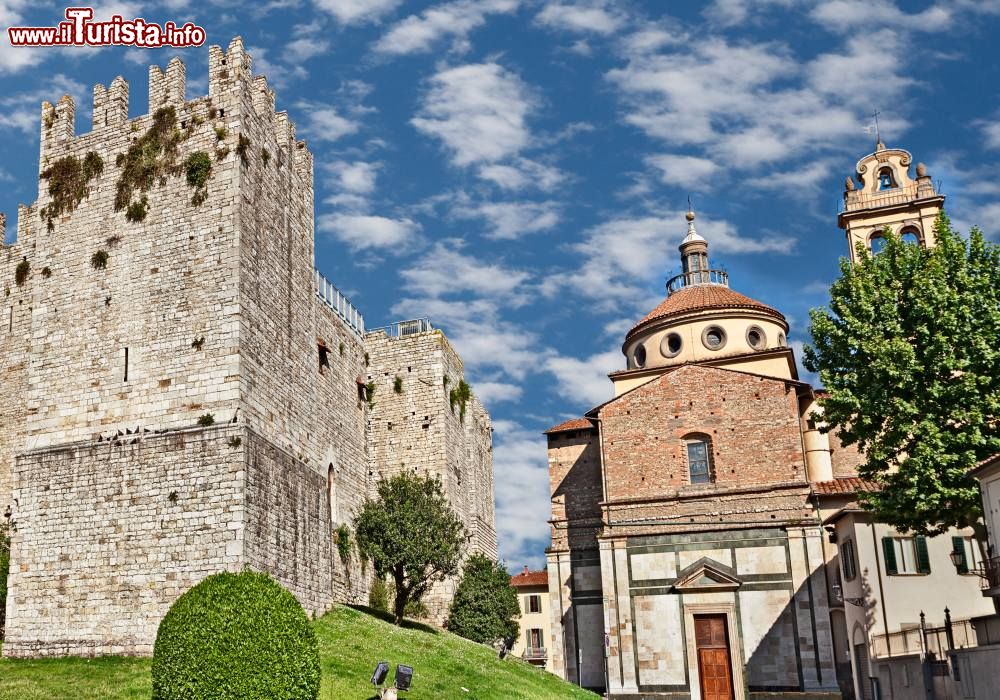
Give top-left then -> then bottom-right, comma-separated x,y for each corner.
545,212 -> 788,313
609,30 -> 916,172
248,45 -> 308,88
284,36 -> 332,63
398,239 -> 531,299
295,100 -> 361,142
704,0 -> 799,27
452,199 -> 561,239
490,420 -> 553,569
984,121 -> 1000,150
0,74 -> 87,134
374,0 -> 519,56
646,154 -> 720,189
392,240 -> 539,380
477,158 -> 564,191
543,349 -> 620,408
411,62 -> 536,167
473,381 -> 524,405
318,213 -> 420,251
314,0 -> 402,24
810,0 -> 952,33
535,1 -> 625,35
323,160 -> 380,195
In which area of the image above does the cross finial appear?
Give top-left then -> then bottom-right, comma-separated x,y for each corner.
873,109 -> 884,150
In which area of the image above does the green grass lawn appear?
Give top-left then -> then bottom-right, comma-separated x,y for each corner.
0,605 -> 598,700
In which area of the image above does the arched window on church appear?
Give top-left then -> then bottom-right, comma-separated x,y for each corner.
869,233 -> 887,254
327,464 -> 338,524
877,167 -> 896,190
684,435 -> 713,485
900,227 -> 921,245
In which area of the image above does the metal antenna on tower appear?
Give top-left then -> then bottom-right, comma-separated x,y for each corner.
863,110 -> 883,149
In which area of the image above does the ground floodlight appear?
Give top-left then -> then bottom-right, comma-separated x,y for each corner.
395,664 -> 414,691
371,661 -> 389,686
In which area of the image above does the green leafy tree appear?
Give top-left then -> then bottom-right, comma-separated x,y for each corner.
805,214 -> 1000,539
354,472 -> 466,625
446,554 -> 520,645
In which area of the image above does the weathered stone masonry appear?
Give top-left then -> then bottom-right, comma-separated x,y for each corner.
0,37 -> 496,656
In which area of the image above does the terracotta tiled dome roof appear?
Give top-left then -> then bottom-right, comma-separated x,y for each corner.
626,285 -> 785,341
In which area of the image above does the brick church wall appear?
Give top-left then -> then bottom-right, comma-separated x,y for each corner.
599,364 -> 807,504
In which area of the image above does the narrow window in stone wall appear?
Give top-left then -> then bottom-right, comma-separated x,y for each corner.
684,436 -> 713,484
124,347 -> 129,382
318,343 -> 330,374
327,465 -> 338,524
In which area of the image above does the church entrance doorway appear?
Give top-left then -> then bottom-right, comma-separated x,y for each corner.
695,614 -> 734,700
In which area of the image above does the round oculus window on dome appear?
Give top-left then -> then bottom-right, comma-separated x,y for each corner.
633,343 -> 647,368
778,332 -> 787,347
660,332 -> 683,358
701,325 -> 727,351
746,325 -> 766,350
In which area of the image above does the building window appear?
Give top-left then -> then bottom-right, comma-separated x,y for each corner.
527,628 -> 544,650
701,325 -> 727,351
633,343 -> 647,368
746,325 -> 766,350
878,167 -> 896,190
883,535 -> 930,575
841,538 -> 858,581
951,536 -> 984,575
661,332 -> 683,358
900,227 -> 921,245
527,594 -> 541,614
870,233 -> 887,254
686,437 -> 713,484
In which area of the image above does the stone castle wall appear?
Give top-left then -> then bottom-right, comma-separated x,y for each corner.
4,425 -> 246,657
0,38 -> 496,656
364,329 -> 497,622
0,210 -> 33,513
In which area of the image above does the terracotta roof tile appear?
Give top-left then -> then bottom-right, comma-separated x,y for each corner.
812,477 -> 880,495
544,417 -> 594,435
626,285 -> 785,340
510,569 -> 548,587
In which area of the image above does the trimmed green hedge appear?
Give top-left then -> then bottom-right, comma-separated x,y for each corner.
152,570 -> 320,700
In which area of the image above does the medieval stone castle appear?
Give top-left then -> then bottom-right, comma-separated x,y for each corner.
0,37 -> 496,657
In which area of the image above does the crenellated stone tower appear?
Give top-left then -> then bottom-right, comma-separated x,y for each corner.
0,38 -> 496,657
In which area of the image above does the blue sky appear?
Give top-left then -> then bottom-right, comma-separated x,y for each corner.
2,0 -> 999,571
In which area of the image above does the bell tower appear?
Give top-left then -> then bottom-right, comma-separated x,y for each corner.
837,139 -> 945,263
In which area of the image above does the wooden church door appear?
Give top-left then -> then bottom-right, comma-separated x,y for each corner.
695,615 -> 734,700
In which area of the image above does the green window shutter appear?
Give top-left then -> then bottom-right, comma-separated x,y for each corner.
883,537 -> 898,575
916,536 -> 931,574
952,537 -> 969,574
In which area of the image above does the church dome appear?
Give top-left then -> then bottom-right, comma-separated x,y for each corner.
626,285 -> 785,342
621,210 -> 789,373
